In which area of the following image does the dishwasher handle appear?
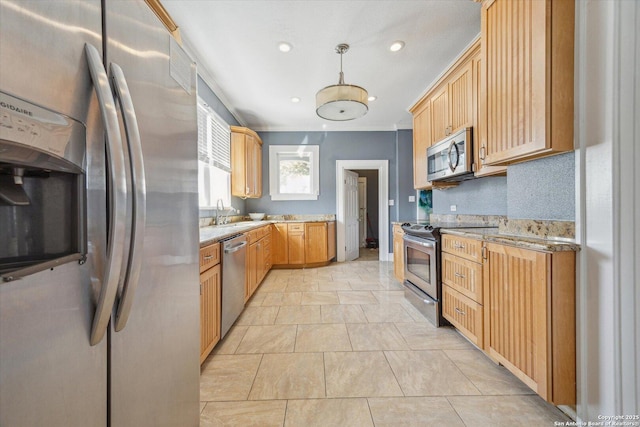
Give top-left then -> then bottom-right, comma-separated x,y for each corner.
224,241 -> 247,254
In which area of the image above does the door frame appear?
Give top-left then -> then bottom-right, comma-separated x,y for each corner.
357,176 -> 367,247
336,160 -> 389,262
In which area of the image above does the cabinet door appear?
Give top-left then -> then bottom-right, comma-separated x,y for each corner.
481,0 -> 574,165
483,243 -> 549,398
245,134 -> 256,197
304,222 -> 328,263
430,85 -> 449,142
448,60 -> 473,135
246,242 -> 258,301
474,53 -> 506,177
272,223 -> 289,264
252,138 -> 262,197
412,103 -> 432,189
253,239 -> 264,295
393,225 -> 404,281
288,224 -> 305,265
200,264 -> 220,364
231,132 -> 247,198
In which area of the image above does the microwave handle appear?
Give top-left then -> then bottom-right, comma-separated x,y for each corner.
447,141 -> 459,172
85,43 -> 127,346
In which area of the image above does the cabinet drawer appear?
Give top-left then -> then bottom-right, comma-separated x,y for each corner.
442,234 -> 483,262
246,229 -> 260,244
443,285 -> 483,348
288,223 -> 304,232
442,252 -> 483,303
199,243 -> 220,273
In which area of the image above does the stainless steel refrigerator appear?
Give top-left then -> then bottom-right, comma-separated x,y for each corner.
0,1 -> 200,425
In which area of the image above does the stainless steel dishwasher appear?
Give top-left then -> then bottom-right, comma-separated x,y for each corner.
220,234 -> 247,338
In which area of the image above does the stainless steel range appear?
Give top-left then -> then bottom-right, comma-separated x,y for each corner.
401,222 -> 491,327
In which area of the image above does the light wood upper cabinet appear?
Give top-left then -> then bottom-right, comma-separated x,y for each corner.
483,242 -> 575,404
473,52 -> 506,177
481,0 -> 574,166
230,126 -> 262,198
412,102 -> 432,189
430,85 -> 449,143
305,222 -> 328,264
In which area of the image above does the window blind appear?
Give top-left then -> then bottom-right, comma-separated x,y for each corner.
197,98 -> 231,172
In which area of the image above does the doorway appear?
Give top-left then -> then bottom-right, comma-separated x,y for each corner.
335,160 -> 389,262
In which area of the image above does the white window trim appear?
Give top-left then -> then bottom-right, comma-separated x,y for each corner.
269,145 -> 319,201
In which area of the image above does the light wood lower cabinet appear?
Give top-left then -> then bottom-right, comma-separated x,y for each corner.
483,242 -> 575,405
271,222 -> 336,268
442,235 -> 484,347
199,243 -> 221,364
393,224 -> 405,281
245,225 -> 271,302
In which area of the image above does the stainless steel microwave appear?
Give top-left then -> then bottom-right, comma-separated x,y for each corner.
427,127 -> 474,182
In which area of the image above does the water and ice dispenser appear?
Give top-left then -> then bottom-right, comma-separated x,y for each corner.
0,91 -> 86,279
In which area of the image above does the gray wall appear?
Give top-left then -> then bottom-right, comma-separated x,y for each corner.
433,176 -> 508,215
196,76 -> 247,215
396,129 -> 416,221
246,131 -> 407,251
507,151 -> 575,220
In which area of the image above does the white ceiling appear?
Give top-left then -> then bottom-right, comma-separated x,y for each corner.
162,0 -> 481,132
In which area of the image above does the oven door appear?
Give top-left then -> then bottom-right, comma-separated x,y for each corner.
403,234 -> 438,298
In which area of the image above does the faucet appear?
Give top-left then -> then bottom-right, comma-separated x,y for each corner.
215,199 -> 225,225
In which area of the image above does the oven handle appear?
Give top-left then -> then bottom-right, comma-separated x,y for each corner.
404,282 -> 436,305
403,234 -> 436,249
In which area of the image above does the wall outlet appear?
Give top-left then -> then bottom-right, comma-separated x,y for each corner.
388,199 -> 395,206
408,195 -> 416,202
450,204 -> 457,212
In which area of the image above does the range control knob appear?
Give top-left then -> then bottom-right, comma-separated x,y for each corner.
426,225 -> 434,230
401,222 -> 411,227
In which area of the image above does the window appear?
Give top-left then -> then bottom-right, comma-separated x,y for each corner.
269,145 -> 319,200
197,98 -> 231,208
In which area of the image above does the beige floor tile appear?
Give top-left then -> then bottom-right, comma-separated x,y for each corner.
249,353 -> 325,400
274,305 -> 322,324
300,291 -> 340,305
368,397 -> 465,426
200,354 -> 262,401
200,400 -> 286,427
200,402 -> 206,414
245,292 -> 266,307
295,324 -> 352,352
384,350 -> 481,396
348,281 -> 386,291
447,395 -> 570,426
320,305 -> 368,323
235,306 -> 279,326
324,351 -> 403,398
347,323 -> 409,351
211,325 -> 248,355
317,280 -> 352,291
285,398 -> 373,427
444,349 -> 535,395
394,323 -> 474,350
337,291 -> 379,305
360,303 -> 416,323
285,281 -> 319,292
257,278 -> 288,293
235,325 -> 297,354
371,290 -> 406,304
261,292 -> 302,306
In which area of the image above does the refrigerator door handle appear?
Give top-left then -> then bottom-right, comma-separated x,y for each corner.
85,43 -> 128,346
110,62 -> 146,332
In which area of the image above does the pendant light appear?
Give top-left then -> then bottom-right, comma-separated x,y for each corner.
316,44 -> 368,121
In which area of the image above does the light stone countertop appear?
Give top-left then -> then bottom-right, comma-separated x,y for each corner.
440,228 -> 579,252
200,219 -> 335,247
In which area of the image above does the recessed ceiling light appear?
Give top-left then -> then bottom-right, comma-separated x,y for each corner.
278,42 -> 292,53
368,96 -> 377,102
389,41 -> 405,52
291,97 -> 300,103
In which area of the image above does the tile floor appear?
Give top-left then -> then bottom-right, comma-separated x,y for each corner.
200,259 -> 571,426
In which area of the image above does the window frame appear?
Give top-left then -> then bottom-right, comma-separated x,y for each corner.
268,145 -> 320,201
